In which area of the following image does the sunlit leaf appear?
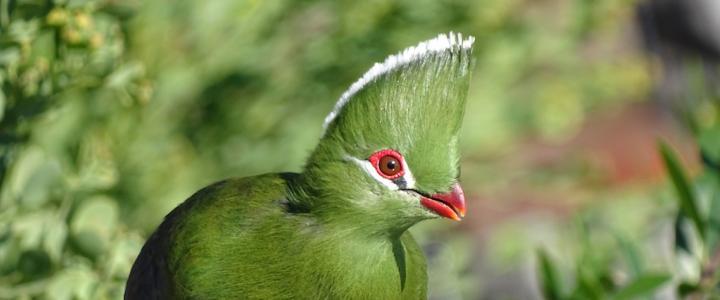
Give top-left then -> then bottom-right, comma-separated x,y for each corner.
43,217 -> 67,263
0,237 -> 21,275
77,132 -> 118,190
0,47 -> 21,66
19,160 -> 62,209
45,265 -> 98,300
70,196 -> 118,258
14,211 -> 51,249
105,235 -> 143,278
106,63 -> 144,88
6,146 -> 45,203
7,19 -> 39,44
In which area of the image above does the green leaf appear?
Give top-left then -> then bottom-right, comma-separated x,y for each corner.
106,63 -> 144,88
614,273 -> 671,300
0,88 -> 4,122
14,211 -> 50,249
18,249 -> 51,280
0,237 -> 21,275
703,125 -> 720,251
105,236 -> 143,278
30,30 -> 55,63
699,125 -> 720,171
45,265 -> 98,300
8,19 -> 39,44
674,213 -> 691,254
0,47 -> 21,67
659,142 -> 705,241
70,196 -> 118,258
614,233 -> 643,278
19,160 -> 62,209
6,146 -> 45,202
708,184 -> 720,252
573,266 -> 605,300
43,217 -> 67,263
678,103 -> 700,136
677,282 -> 700,297
537,248 -> 564,300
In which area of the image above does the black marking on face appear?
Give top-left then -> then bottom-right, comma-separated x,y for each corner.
393,177 -> 407,189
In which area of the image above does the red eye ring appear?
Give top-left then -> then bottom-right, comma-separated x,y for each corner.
368,149 -> 405,179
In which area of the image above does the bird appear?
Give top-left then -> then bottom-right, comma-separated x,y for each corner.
125,32 -> 474,299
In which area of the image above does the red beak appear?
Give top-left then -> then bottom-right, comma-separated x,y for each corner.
419,183 -> 466,221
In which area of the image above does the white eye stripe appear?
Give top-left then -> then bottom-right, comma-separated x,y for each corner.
403,163 -> 416,189
346,155 -> 416,190
348,157 -> 398,190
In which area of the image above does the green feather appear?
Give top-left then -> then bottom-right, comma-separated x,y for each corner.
125,32 -> 474,299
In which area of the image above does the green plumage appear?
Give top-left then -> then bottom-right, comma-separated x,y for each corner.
125,33 -> 474,299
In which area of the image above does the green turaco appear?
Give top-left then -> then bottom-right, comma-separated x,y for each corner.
125,32 -> 474,299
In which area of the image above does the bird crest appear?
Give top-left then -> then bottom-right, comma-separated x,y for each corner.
323,32 -> 475,133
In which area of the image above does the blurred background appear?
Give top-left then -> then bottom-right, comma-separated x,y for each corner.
1,0 -> 719,299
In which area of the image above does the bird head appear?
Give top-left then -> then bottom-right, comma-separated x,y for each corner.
301,33 -> 474,233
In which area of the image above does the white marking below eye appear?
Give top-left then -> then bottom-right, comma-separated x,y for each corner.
404,165 -> 416,189
346,155 -> 416,191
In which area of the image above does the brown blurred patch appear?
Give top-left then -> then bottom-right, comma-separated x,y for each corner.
525,101 -> 698,185
463,101 -> 699,234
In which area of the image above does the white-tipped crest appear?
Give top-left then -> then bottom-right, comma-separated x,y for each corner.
323,32 -> 475,130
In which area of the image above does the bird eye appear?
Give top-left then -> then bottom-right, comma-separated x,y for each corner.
379,155 -> 400,176
368,149 -> 405,179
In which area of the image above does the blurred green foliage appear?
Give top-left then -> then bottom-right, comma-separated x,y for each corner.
1,0 -> 147,298
0,0 -> 662,299
536,89 -> 720,298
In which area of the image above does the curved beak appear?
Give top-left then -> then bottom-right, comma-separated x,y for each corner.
418,183 -> 466,221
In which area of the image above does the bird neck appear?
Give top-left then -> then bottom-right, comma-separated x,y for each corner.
286,170 -> 417,240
